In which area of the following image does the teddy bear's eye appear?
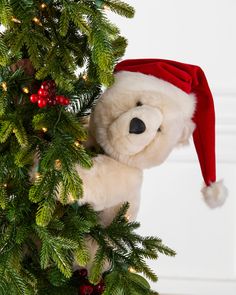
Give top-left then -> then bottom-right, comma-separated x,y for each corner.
136,101 -> 143,107
157,126 -> 162,132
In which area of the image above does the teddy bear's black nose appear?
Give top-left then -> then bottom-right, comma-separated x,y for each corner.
129,117 -> 146,134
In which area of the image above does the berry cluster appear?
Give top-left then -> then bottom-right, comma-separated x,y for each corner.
30,80 -> 70,108
71,269 -> 105,295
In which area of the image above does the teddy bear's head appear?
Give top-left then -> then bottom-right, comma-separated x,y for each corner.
89,71 -> 196,169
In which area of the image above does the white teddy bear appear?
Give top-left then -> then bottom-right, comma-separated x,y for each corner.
75,59 -> 228,227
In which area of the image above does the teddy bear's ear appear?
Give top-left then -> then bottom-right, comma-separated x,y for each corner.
178,119 -> 196,146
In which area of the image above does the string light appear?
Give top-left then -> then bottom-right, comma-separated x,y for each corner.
125,214 -> 130,221
82,74 -> 88,81
103,5 -> 110,10
1,82 -> 7,91
22,87 -> 29,94
42,127 -> 48,133
128,267 -> 136,273
40,3 -> 47,9
32,17 -> 43,26
35,172 -> 41,180
74,141 -> 80,147
11,17 -> 21,24
54,159 -> 62,170
3,183 -> 8,188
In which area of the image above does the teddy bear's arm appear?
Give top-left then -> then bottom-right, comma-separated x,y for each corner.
75,154 -> 143,215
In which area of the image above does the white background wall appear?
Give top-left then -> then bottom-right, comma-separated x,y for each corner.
108,1 -> 236,294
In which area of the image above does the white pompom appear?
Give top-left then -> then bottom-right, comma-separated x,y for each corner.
201,180 -> 228,209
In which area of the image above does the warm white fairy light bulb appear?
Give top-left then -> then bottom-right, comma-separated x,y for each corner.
22,87 -> 29,94
32,17 -> 42,26
40,3 -> 47,9
1,82 -> 7,91
128,267 -> 136,273
11,17 -> 21,24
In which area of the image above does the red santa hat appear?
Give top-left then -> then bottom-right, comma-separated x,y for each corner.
115,58 -> 228,208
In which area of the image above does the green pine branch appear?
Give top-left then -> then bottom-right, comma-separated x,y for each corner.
0,0 -> 13,27
102,0 -> 135,18
1,0 -> 133,89
0,1 -> 177,294
89,203 -> 176,286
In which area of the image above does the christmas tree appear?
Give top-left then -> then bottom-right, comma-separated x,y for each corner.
0,1 -> 175,294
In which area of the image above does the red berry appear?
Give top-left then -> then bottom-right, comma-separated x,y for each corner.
50,90 -> 56,99
62,98 -> 70,105
51,88 -> 56,96
79,268 -> 88,278
47,99 -> 54,106
38,98 -> 47,108
56,96 -> 69,105
94,281 -> 105,294
55,95 -> 61,102
55,95 -> 65,105
38,88 -> 49,97
47,98 -> 57,106
79,285 -> 93,295
48,80 -> 56,89
41,81 -> 50,90
30,94 -> 39,103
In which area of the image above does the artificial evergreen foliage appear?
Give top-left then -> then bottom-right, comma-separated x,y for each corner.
0,1 -> 175,294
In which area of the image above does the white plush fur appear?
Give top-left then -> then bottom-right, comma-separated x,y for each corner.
76,155 -> 143,226
76,71 -> 196,225
201,180 -> 228,208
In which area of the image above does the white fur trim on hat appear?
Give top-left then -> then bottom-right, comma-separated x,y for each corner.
114,71 -> 196,119
201,180 -> 228,209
